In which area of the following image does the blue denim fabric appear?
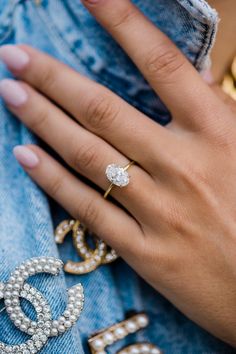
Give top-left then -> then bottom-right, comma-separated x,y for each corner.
0,0 -> 234,353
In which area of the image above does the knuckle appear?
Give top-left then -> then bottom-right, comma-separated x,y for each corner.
145,45 -> 185,80
111,6 -> 137,31
35,65 -> 57,91
80,198 -> 100,226
72,143 -> 101,172
30,108 -> 49,132
48,176 -> 63,199
178,162 -> 213,198
85,95 -> 120,132
186,166 -> 209,188
165,206 -> 187,235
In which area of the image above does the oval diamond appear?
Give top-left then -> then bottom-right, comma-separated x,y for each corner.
106,164 -> 130,187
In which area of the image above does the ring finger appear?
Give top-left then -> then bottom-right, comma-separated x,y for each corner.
0,79 -> 156,222
13,144 -> 143,256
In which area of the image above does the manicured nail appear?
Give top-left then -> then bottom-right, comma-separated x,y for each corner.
13,146 -> 39,168
0,45 -> 29,71
0,79 -> 28,107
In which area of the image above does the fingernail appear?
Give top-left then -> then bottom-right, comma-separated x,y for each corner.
13,146 -> 39,168
0,45 -> 29,71
202,69 -> 214,84
0,79 -> 28,107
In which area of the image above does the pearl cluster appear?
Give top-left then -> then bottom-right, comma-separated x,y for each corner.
0,257 -> 84,354
88,313 -> 150,354
55,220 -> 118,275
118,343 -> 162,354
0,328 -> 48,354
50,284 -> 84,336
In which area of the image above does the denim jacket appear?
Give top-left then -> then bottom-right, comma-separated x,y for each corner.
0,1 -> 234,353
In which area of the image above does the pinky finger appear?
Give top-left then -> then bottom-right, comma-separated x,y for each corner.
13,144 -> 142,256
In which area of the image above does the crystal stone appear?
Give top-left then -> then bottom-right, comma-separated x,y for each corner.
105,164 -> 130,187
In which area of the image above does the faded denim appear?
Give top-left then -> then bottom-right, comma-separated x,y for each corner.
0,0 -> 235,353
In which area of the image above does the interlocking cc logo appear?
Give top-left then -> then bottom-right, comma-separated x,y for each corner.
55,220 -> 118,275
0,257 -> 84,354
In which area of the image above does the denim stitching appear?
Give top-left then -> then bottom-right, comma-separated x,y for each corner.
175,0 -> 219,70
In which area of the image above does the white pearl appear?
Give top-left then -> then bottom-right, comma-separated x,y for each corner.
58,325 -> 65,333
140,344 -> 150,353
130,347 -> 140,354
51,328 -> 58,336
70,315 -> 76,322
103,332 -> 114,345
64,321 -> 72,328
92,339 -> 104,350
114,327 -> 127,339
125,321 -> 137,333
137,315 -> 149,328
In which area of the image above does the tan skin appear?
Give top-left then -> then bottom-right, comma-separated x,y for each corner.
0,0 -> 236,347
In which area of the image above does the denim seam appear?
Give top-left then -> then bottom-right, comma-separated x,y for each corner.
176,0 -> 219,70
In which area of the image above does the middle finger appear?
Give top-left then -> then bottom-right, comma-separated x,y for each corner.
0,44 -> 180,173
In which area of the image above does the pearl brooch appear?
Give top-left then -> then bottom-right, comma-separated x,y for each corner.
0,257 -> 84,354
88,313 -> 162,354
55,220 -> 118,275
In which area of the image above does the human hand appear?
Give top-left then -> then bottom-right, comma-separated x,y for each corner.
0,0 -> 236,346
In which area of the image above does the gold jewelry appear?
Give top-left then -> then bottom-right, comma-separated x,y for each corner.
88,312 -> 162,354
54,160 -> 135,274
118,344 -> 162,354
55,219 -> 118,274
104,161 -> 135,199
222,55 -> 236,101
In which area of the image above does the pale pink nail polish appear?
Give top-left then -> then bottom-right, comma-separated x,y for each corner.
0,79 -> 28,107
13,146 -> 39,168
0,45 -> 29,71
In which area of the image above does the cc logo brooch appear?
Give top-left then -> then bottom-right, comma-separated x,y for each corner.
88,312 -> 163,354
55,220 -> 118,275
0,257 -> 84,354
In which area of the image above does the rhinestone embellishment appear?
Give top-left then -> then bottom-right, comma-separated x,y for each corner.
55,220 -> 118,275
105,164 -> 130,187
0,257 -> 84,354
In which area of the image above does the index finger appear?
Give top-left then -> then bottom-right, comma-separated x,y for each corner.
82,0 -> 219,128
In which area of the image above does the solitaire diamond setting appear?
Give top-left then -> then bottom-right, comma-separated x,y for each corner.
105,164 -> 130,187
